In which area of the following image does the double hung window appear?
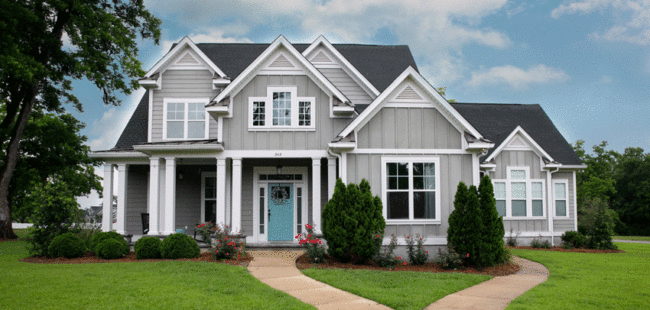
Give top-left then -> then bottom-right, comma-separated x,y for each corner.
492,167 -> 545,218
382,157 -> 440,223
164,99 -> 209,140
249,87 -> 315,130
553,180 -> 568,217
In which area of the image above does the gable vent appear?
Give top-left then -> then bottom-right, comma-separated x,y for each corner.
508,136 -> 528,148
269,54 -> 294,68
396,86 -> 423,101
311,51 -> 332,63
176,53 -> 200,65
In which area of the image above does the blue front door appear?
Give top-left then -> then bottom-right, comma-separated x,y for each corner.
268,183 -> 294,241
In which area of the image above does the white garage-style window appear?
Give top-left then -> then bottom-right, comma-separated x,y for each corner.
163,98 -> 209,140
248,87 -> 315,130
381,157 -> 441,224
492,166 -> 545,219
553,180 -> 569,217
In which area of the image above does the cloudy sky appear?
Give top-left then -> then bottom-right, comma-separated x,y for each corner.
73,0 -> 650,208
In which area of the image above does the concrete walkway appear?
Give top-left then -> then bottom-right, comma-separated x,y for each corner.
426,256 -> 549,310
248,250 -> 548,310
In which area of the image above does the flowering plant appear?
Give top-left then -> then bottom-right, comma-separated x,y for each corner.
295,223 -> 326,263
405,234 -> 428,265
373,234 -> 401,269
195,222 -> 216,243
210,223 -> 245,260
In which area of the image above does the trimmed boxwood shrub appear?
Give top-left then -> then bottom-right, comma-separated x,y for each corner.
134,236 -> 163,259
48,233 -> 86,258
90,232 -> 129,255
161,233 -> 200,259
96,239 -> 127,259
561,231 -> 586,249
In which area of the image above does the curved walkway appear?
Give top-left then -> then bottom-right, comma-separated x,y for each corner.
248,250 -> 548,310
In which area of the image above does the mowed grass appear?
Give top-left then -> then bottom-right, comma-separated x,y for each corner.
12,228 -> 29,239
612,236 -> 650,242
301,268 -> 491,310
0,241 -> 313,310
508,242 -> 650,309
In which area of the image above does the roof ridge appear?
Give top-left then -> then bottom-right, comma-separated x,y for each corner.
451,102 -> 541,106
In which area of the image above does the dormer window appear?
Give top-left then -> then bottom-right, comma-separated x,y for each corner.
163,98 -> 209,140
248,87 -> 315,130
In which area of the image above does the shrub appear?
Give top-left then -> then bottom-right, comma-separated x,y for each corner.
134,236 -> 163,259
405,234 -> 428,265
447,183 -> 483,266
584,199 -> 618,250
322,178 -> 385,263
25,182 -> 83,256
561,231 -> 586,249
296,224 -> 326,263
435,246 -> 463,270
91,232 -> 128,256
478,175 -> 506,267
212,224 -> 244,260
48,233 -> 85,258
162,233 -> 200,259
195,222 -> 216,243
506,228 -> 519,247
96,239 -> 127,259
530,237 -> 551,249
76,224 -> 101,252
373,235 -> 401,269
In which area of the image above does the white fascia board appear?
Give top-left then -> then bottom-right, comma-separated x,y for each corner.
133,144 -> 224,152
89,152 -> 149,159
138,79 -> 160,89
485,126 -> 555,163
467,142 -> 495,149
212,35 -> 349,105
212,78 -> 231,85
558,164 -> 588,169
480,163 -> 497,169
143,37 -> 227,79
328,142 -> 356,150
339,67 -> 483,139
303,35 -> 380,97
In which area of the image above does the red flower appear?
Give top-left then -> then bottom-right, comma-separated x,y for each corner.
295,234 -> 300,239
308,234 -> 311,238
305,224 -> 312,230
225,237 -> 228,240
466,253 -> 470,258
403,262 -> 407,266
318,240 -> 322,244
397,257 -> 401,260
376,235 -> 380,238
406,236 -> 409,239
425,251 -> 428,254
216,250 -> 219,253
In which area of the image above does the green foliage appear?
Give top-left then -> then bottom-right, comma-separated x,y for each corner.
478,175 -> 506,266
612,147 -> 650,236
25,182 -> 82,256
76,225 -> 101,252
373,235 -> 401,269
530,237 -> 551,249
506,228 -> 519,247
322,178 -> 385,263
195,222 -> 216,243
447,183 -> 483,266
585,199 -> 618,250
48,232 -> 85,258
405,235 -> 428,265
212,224 -> 244,260
296,224 -> 326,263
434,246 -> 464,270
90,232 -> 128,256
134,237 -> 162,259
95,239 -> 127,259
561,231 -> 586,249
162,233 -> 200,259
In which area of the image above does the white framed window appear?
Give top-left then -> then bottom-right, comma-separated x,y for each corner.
201,172 -> 217,224
248,87 -> 315,130
553,180 -> 569,217
163,98 -> 209,140
492,166 -> 546,219
381,157 -> 441,224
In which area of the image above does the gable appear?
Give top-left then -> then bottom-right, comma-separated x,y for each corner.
168,48 -> 213,71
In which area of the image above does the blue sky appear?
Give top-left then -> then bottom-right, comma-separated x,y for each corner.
73,0 -> 650,208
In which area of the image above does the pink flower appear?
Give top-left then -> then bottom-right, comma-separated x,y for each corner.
216,250 -> 219,253
403,262 -> 407,266
466,253 -> 470,258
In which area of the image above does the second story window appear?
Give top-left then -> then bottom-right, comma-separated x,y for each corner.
248,87 -> 315,130
163,98 -> 209,140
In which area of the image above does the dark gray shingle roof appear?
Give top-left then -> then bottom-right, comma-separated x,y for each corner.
451,103 -> 583,165
112,91 -> 148,151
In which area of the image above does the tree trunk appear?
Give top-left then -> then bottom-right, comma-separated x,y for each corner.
0,84 -> 38,239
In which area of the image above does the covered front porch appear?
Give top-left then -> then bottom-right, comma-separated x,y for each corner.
102,151 -> 339,246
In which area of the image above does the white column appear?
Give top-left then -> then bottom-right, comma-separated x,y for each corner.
341,153 -> 348,184
216,159 -> 227,227
328,157 -> 337,199
148,158 -> 161,235
102,164 -> 114,232
115,164 -> 129,235
163,157 -> 176,235
231,158 -> 242,235
312,157 -> 322,234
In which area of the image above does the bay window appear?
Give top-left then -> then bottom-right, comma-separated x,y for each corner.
163,98 -> 209,140
492,167 -> 545,218
382,157 -> 440,223
248,87 -> 315,130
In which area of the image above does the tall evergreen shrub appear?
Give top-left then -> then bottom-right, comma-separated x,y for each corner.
447,183 -> 483,265
322,178 -> 385,263
478,175 -> 506,266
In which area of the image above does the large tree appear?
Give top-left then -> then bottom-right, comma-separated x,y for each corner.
0,0 -> 161,238
612,147 -> 650,235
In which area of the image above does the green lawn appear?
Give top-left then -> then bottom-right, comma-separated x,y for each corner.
301,268 -> 491,310
612,236 -> 650,242
508,242 -> 650,309
13,228 -> 29,239
0,241 -> 313,310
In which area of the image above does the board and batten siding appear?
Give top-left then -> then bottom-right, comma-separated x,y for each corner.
125,165 -> 149,235
151,69 -> 219,142
222,75 -> 350,150
346,153 -> 474,238
552,171 -> 576,232
356,107 -> 462,149
488,150 -> 549,232
317,68 -> 373,105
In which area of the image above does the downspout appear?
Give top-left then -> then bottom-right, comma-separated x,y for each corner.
327,148 -> 342,182
547,166 -> 560,246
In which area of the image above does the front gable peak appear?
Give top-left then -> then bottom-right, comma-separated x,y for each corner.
486,126 -> 555,164
143,37 -> 228,79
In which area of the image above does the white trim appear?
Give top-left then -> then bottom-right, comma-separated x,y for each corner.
216,159 -> 227,227
115,163 -> 128,235
486,126 -> 555,164
382,237 -> 448,246
219,150 -> 329,158
212,35 -> 349,105
148,158 -> 161,235
327,157 -> 337,199
504,231 -> 566,237
552,179 -> 570,218
350,149 -> 470,155
144,37 -> 226,79
341,152 -> 348,184
90,152 -> 148,159
328,142 -> 356,150
472,153 -> 480,186
134,144 -> 223,153
339,67 -> 483,140
248,86 -> 315,130
312,158 -> 322,234
560,165 -> 588,169
162,98 -> 210,141
148,91 -> 153,142
231,159 -> 242,234
383,103 -> 432,108
381,156 -> 441,224
102,164 -> 114,232
573,170 -> 578,230
163,157 -> 176,235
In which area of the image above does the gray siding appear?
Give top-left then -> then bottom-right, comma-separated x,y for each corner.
346,153 -> 474,238
174,165 -> 202,234
318,68 -> 373,105
151,69 -> 219,142
553,171 -> 576,232
222,75 -> 350,150
125,165 -> 149,235
356,107 -> 462,149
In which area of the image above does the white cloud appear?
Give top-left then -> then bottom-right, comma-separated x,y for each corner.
161,28 -> 254,55
467,64 -> 569,89
551,0 -> 650,45
88,88 -> 145,151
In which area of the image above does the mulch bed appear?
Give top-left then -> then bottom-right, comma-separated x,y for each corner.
20,251 -> 253,266
508,246 -> 625,253
295,253 -> 520,277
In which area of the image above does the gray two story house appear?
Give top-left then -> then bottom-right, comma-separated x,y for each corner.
91,35 -> 585,247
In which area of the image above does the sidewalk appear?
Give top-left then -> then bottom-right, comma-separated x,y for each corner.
613,239 -> 650,244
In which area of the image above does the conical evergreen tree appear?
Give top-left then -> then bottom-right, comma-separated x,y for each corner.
448,182 -> 468,252
322,179 -> 350,260
461,185 -> 483,265
478,175 -> 505,266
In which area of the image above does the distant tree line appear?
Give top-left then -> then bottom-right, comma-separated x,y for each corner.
574,141 -> 650,236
